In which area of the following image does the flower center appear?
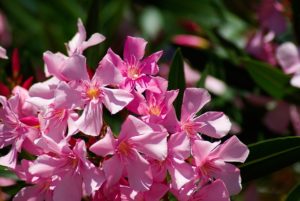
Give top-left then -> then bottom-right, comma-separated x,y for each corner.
118,141 -> 132,156
149,105 -> 161,116
127,66 -> 140,80
199,159 -> 220,178
87,87 -> 101,99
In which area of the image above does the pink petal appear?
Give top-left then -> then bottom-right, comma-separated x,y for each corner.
75,101 -> 103,136
141,50 -> 163,75
103,155 -> 124,186
81,163 -> 105,195
291,73 -> 300,88
53,173 -> 83,201
102,88 -> 133,114
181,88 -> 211,120
54,81 -> 81,109
212,136 -> 249,163
106,48 -> 126,72
144,183 -> 169,201
276,42 -> 300,74
0,46 -> 8,59
90,127 -> 116,157
43,51 -> 68,79
195,112 -> 231,138
168,158 -> 194,190
81,33 -> 105,52
162,107 -> 180,134
67,18 -> 86,55
124,36 -> 147,63
93,56 -> 123,86
211,163 -> 242,195
28,77 -> 59,99
192,179 -> 230,201
168,132 -> 190,160
14,185 -> 47,201
192,140 -> 220,166
126,150 -> 152,191
119,115 -> 154,139
131,124 -> 168,161
0,146 -> 17,168
60,54 -> 89,81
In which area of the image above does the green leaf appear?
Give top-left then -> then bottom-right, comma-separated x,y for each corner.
242,58 -> 290,99
240,136 -> 300,183
168,49 -> 186,117
285,182 -> 300,201
0,165 -> 18,180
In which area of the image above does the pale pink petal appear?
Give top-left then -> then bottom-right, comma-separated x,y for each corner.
67,18 -> 86,55
276,42 -> 300,74
291,73 -> 300,88
43,51 -> 68,79
195,112 -> 231,138
106,48 -> 126,72
82,163 -> 105,195
181,88 -> 211,120
212,136 -> 249,163
54,81 -> 81,109
131,125 -> 168,161
126,150 -> 152,191
211,163 -> 242,195
28,77 -> 59,99
141,50 -> 163,75
81,33 -> 105,52
53,173 -> 82,201
60,54 -> 89,81
75,101 -> 103,136
192,179 -> 230,201
0,46 -> 8,59
0,146 -> 17,168
162,107 -> 180,134
103,155 -> 124,186
168,132 -> 190,160
124,36 -> 147,62
102,88 -> 133,114
93,56 -> 123,86
168,158 -> 194,190
192,140 -> 220,166
119,115 -> 154,139
13,185 -> 47,201
90,127 -> 116,156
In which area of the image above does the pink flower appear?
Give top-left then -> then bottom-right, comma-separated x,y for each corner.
28,138 -> 105,200
0,94 -> 40,168
149,132 -> 194,190
276,42 -> 300,88
172,34 -> 210,49
106,36 -> 163,92
0,46 -> 7,59
191,136 -> 249,195
163,88 -> 231,141
66,18 -> 105,56
90,115 -> 168,191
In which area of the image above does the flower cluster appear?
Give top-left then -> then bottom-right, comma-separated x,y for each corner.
0,19 -> 249,201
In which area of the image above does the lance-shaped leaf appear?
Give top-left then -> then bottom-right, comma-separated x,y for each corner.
286,182 -> 300,201
240,136 -> 300,183
242,58 -> 290,99
168,49 -> 186,117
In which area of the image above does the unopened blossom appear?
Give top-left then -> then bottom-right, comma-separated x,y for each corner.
191,136 -> 249,195
106,36 -> 163,92
90,115 -> 168,191
163,88 -> 231,142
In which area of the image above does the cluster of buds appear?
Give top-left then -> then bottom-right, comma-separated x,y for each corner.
0,19 -> 249,201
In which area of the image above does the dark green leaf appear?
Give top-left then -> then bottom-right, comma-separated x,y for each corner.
0,165 -> 18,180
286,182 -> 300,201
168,49 -> 186,117
242,58 -> 290,99
240,136 -> 300,182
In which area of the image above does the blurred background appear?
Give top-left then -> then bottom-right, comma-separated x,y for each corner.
0,0 -> 300,200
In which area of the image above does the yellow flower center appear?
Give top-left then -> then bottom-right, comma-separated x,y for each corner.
87,87 -> 100,99
127,66 -> 140,80
149,105 -> 161,116
118,141 -> 131,156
